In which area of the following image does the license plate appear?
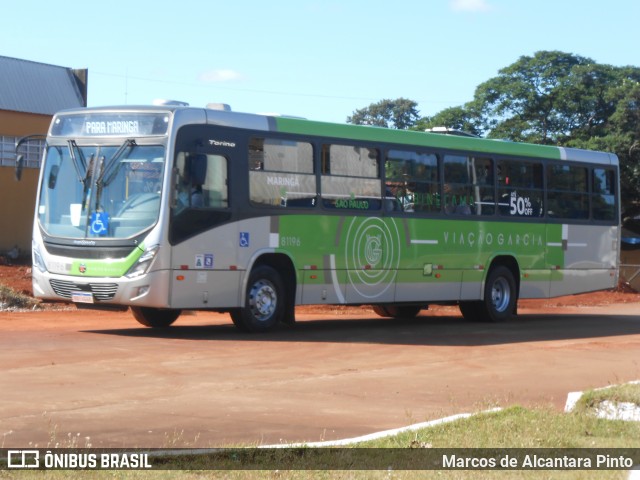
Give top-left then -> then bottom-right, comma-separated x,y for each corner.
71,291 -> 94,304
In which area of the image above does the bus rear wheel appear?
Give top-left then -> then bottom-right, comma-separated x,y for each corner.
230,266 -> 285,333
459,265 -> 517,323
131,306 -> 181,328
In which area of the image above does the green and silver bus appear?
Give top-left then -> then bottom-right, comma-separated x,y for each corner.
25,103 -> 620,331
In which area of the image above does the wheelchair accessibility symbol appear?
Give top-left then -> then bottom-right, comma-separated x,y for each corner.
239,232 -> 250,248
90,212 -> 109,236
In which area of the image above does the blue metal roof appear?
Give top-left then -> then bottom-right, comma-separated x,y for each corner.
0,56 -> 86,115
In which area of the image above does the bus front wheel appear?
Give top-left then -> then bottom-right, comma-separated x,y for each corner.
131,306 -> 181,328
459,265 -> 517,323
230,266 -> 285,333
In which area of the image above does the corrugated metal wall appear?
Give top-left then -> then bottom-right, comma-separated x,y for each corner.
0,56 -> 86,115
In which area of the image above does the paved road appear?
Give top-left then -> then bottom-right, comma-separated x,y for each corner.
1,303 -> 639,448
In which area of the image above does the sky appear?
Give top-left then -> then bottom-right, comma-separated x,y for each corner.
3,0 -> 640,124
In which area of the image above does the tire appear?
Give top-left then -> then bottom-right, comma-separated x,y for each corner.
460,265 -> 517,322
372,305 -> 422,318
131,306 -> 181,328
458,301 -> 483,322
372,305 -> 393,317
230,266 -> 285,333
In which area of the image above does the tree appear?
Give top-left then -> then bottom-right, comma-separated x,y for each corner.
347,98 -> 419,129
413,106 -> 483,136
470,51 -> 599,143
457,51 -> 640,209
572,80 -> 640,211
347,51 -> 640,210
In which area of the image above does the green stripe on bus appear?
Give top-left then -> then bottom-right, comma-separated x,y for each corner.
69,244 -> 145,277
273,215 -> 564,273
274,117 -> 563,160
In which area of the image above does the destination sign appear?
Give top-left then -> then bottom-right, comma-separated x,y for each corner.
51,113 -> 170,137
84,120 -> 140,135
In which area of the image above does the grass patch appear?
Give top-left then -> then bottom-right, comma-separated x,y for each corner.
382,405 -> 640,449
0,284 -> 39,310
3,391 -> 640,479
573,383 -> 640,414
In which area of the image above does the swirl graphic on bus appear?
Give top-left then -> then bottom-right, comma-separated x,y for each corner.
344,217 -> 400,299
364,234 -> 383,266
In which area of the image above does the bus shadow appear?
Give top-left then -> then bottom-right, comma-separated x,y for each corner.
83,311 -> 640,347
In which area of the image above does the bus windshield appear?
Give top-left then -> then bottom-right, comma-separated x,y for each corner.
37,142 -> 166,240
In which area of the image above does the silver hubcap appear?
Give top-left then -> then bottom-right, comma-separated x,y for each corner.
248,279 -> 277,322
491,277 -> 511,313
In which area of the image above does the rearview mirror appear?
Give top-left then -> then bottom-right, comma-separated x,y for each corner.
48,165 -> 59,189
15,134 -> 47,182
15,155 -> 24,181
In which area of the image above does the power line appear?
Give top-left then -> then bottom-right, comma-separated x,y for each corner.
91,70 -> 466,106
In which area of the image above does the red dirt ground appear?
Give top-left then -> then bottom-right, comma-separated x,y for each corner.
2,260 -> 640,448
0,263 -> 34,296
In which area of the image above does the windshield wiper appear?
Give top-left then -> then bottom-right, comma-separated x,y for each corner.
92,139 -> 136,215
80,153 -> 96,211
97,139 -> 136,188
67,140 -> 87,183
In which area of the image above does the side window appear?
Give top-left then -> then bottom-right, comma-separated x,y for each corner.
592,168 -> 616,221
443,155 -> 494,216
385,150 -> 439,213
497,160 -> 544,218
321,144 -> 381,210
547,164 -> 588,219
174,152 -> 228,212
249,137 -> 315,208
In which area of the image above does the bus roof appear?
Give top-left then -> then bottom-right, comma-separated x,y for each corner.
271,116 -> 619,166
53,105 -> 619,166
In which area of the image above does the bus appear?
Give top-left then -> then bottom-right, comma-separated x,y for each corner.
20,103 -> 620,332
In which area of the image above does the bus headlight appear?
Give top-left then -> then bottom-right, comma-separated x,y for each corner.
32,241 -> 47,273
125,245 -> 159,279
